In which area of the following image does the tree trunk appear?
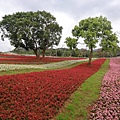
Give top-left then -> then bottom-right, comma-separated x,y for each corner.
42,49 -> 46,58
34,49 -> 40,58
70,49 -> 72,57
88,47 -> 93,65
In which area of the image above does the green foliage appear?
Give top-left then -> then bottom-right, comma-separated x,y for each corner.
64,37 -> 78,56
64,37 -> 78,50
72,16 -> 119,64
0,11 -> 62,57
100,33 -> 119,53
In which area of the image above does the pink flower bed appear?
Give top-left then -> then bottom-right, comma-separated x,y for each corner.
90,58 -> 120,120
0,59 -> 106,120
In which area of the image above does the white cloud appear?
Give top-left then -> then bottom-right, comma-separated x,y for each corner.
52,12 -> 77,48
0,0 -> 120,52
0,40 -> 14,52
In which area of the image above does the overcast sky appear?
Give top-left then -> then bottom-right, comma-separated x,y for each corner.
0,0 -> 120,52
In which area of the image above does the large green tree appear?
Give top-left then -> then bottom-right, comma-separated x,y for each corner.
72,16 -> 119,64
0,11 -> 62,57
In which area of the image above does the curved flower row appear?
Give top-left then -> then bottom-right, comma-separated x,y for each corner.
0,53 -> 85,64
90,58 -> 120,120
0,59 -> 106,120
0,59 -> 87,71
0,53 -> 35,58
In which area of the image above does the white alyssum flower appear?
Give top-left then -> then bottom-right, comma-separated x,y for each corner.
0,59 -> 88,71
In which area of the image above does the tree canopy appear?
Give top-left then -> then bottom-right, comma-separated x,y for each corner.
64,37 -> 78,50
72,16 -> 119,64
64,37 -> 78,56
0,10 -> 63,57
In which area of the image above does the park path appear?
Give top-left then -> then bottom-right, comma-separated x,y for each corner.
90,58 -> 120,120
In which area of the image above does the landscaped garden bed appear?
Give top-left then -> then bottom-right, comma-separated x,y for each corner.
90,58 -> 120,120
0,59 -> 105,119
0,53 -> 85,64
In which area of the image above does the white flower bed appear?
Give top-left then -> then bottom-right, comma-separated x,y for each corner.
0,59 -> 88,71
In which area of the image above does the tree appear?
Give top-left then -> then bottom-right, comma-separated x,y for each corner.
0,12 -> 24,49
100,33 -> 118,56
72,16 -> 119,65
64,37 -> 78,56
0,11 -> 62,58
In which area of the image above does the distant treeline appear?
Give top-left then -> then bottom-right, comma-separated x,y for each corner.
12,47 -> 120,58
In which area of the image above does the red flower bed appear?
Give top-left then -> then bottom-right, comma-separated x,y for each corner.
0,53 -> 85,64
0,59 -> 106,119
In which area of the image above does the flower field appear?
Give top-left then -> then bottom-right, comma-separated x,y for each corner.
0,59 -> 106,120
90,58 -> 120,120
0,53 -> 84,64
0,59 -> 87,72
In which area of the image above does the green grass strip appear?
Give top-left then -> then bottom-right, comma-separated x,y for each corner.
56,59 -> 109,120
